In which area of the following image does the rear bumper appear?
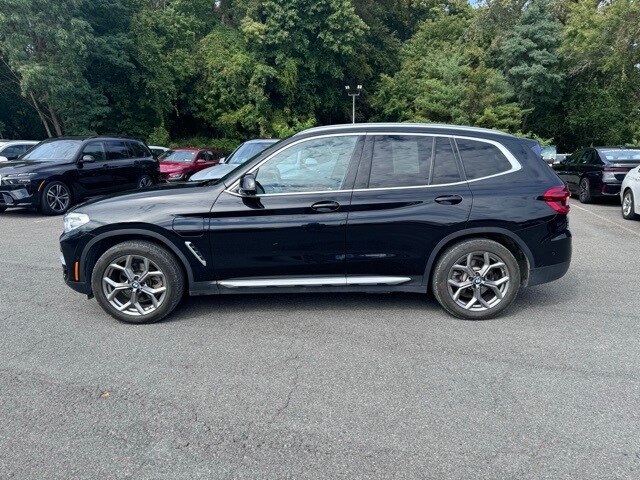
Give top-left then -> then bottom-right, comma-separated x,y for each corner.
601,183 -> 621,196
527,260 -> 571,287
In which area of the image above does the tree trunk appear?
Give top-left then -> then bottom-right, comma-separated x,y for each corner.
46,103 -> 63,137
29,91 -> 53,138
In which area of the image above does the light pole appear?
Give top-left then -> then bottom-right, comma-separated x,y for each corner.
345,85 -> 362,124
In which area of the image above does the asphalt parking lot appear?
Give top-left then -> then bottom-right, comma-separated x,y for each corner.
1,200 -> 639,479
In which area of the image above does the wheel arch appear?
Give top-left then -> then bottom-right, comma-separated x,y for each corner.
80,229 -> 194,290
424,228 -> 534,288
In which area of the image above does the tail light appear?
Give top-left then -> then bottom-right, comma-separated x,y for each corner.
541,185 -> 570,214
602,166 -> 629,182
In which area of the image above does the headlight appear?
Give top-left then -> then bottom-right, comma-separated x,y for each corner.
64,212 -> 90,233
2,172 -> 36,185
168,173 -> 183,179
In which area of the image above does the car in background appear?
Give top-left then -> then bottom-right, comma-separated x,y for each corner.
553,147 -> 640,203
60,123 -> 571,324
621,165 -> 640,220
0,136 -> 158,215
189,139 -> 279,182
0,140 -> 39,161
541,145 -> 557,165
148,145 -> 169,158
159,147 -> 223,182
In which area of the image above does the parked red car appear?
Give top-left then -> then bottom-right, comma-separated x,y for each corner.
159,147 -> 223,181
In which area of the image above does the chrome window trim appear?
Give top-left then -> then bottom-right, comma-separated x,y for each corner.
223,132 -> 522,198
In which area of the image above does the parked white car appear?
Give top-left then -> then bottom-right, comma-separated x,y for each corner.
0,140 -> 39,162
621,165 -> 640,220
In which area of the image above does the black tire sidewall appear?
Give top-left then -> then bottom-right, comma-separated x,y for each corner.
91,241 -> 185,324
432,239 -> 521,320
40,181 -> 72,215
622,190 -> 638,220
579,178 -> 592,204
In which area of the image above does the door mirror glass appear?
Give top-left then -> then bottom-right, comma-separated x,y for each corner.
239,173 -> 257,196
0,156 -> 8,162
82,154 -> 95,163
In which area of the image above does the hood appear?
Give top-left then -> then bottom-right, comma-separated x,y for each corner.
160,161 -> 189,173
189,163 -> 238,181
72,182 -> 225,226
0,160 -> 70,175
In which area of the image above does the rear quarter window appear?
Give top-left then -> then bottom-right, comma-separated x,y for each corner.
456,139 -> 513,180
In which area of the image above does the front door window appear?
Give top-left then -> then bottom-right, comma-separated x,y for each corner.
254,136 -> 359,194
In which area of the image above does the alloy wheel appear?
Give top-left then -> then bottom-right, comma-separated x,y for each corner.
138,176 -> 153,188
447,251 -> 510,312
623,192 -> 633,217
46,184 -> 70,212
102,254 -> 167,317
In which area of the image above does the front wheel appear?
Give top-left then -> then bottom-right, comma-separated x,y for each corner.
91,240 -> 185,324
432,239 -> 521,320
622,189 -> 639,220
40,181 -> 72,215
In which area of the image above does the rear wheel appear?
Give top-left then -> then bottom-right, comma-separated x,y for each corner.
137,175 -> 153,189
432,239 -> 521,320
91,240 -> 185,324
622,189 -> 639,220
579,177 -> 593,204
40,181 -> 72,215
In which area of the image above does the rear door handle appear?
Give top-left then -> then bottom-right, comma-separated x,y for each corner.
311,201 -> 340,212
434,195 -> 463,205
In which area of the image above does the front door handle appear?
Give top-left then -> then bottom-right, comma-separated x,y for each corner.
434,195 -> 463,205
311,200 -> 340,213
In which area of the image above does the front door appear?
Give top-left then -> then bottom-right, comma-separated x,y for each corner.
346,134 -> 472,286
209,134 -> 364,286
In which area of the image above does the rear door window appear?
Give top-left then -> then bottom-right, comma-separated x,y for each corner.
127,142 -> 148,158
431,137 -> 462,184
105,141 -> 131,160
456,138 -> 513,180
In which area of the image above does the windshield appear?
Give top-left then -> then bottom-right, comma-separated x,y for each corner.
600,149 -> 640,162
227,142 -> 276,165
22,140 -> 82,162
159,150 -> 196,163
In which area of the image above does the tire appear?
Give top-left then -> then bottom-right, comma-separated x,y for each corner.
137,174 -> 154,189
431,239 -> 521,320
0,206 -> 6,212
578,177 -> 593,204
91,240 -> 185,324
40,181 -> 73,215
622,189 -> 639,220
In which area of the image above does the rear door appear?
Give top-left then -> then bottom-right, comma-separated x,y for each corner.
345,134 -> 472,286
105,140 -> 137,190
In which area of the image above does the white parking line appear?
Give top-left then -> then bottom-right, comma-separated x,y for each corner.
571,203 -> 640,237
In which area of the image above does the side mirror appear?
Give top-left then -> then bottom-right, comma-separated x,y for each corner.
81,154 -> 95,163
196,158 -> 206,164
219,157 -> 226,163
239,173 -> 257,196
0,156 -> 8,162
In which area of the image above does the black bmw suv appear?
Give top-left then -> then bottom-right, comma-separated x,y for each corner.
0,136 -> 158,215
60,124 -> 572,323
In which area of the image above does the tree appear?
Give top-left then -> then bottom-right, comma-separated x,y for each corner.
499,0 -> 564,134
372,4 -> 524,131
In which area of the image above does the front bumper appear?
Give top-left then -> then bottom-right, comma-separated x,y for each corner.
60,228 -> 95,296
0,185 -> 39,208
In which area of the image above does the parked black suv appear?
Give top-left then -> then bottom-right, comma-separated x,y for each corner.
0,136 -> 158,215
553,147 -> 640,203
60,124 -> 572,323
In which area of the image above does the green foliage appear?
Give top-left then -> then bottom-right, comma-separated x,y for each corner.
0,0 -> 639,151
